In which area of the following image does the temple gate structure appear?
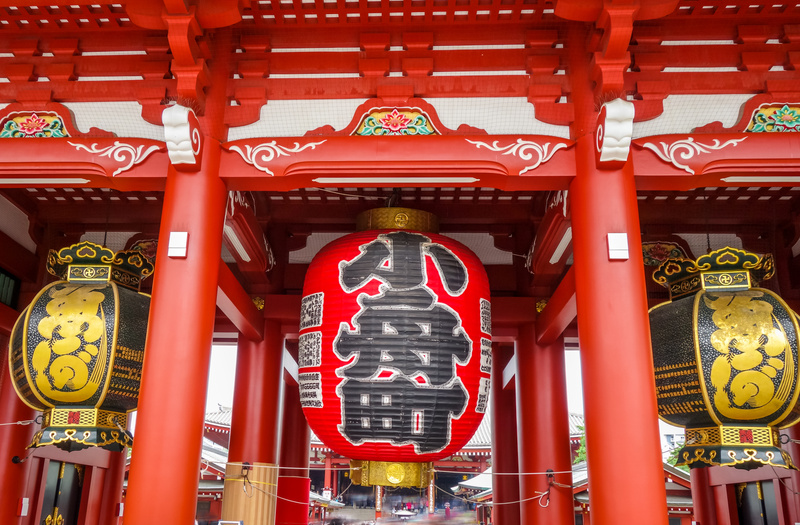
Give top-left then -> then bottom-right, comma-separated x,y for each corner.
1,1 -> 800,524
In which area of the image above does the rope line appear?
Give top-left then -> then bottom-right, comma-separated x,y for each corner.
0,418 -> 39,427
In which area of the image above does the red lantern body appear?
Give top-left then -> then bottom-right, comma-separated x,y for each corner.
299,229 -> 491,463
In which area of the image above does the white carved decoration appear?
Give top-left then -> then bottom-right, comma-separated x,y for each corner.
229,140 -> 328,176
162,104 -> 201,166
548,190 -> 569,217
465,138 -> 568,175
68,141 -> 161,176
641,137 -> 747,175
596,98 -> 634,164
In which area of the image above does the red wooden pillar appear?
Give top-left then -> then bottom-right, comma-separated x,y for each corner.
324,456 -> 332,493
712,484 -> 737,525
490,342 -> 520,525
332,465 -> 338,497
78,463 -> 109,525
516,326 -> 572,524
570,134 -> 669,524
690,467 -> 718,525
228,321 -> 284,463
98,445 -> 128,525
783,425 -> 800,523
222,319 -> 284,523
0,336 -> 36,524
124,141 -> 227,525
276,379 -> 311,525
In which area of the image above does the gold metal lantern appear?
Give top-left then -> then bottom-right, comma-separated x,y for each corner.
650,247 -> 800,469
8,241 -> 153,451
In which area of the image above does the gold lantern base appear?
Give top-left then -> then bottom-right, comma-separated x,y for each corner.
30,407 -> 132,452
677,425 -> 796,470
350,460 -> 432,488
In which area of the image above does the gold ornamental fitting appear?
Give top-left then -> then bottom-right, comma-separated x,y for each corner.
356,208 -> 439,233
350,460 -> 433,488
686,426 -> 778,447
43,407 -> 129,429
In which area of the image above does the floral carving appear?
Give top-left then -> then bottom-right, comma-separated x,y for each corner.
356,108 -> 437,136
68,141 -> 161,176
380,109 -> 412,133
641,137 -> 747,175
228,140 -> 327,175
747,104 -> 800,133
642,242 -> 687,267
1,112 -> 68,138
465,138 -> 568,175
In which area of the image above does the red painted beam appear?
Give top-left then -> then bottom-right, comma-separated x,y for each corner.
491,296 -> 537,328
262,294 -> 301,323
633,133 -> 800,191
217,261 -> 264,342
0,138 -> 168,191
221,135 -> 575,192
535,266 -> 577,345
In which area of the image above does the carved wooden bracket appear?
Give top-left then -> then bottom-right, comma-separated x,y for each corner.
556,0 -> 679,96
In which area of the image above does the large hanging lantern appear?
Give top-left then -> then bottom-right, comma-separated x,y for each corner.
9,241 -> 153,452
650,247 -> 799,469
299,208 -> 492,487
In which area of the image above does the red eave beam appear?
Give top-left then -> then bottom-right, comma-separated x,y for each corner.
491,296 -> 538,329
216,260 -> 263,342
535,266 -> 577,345
262,294 -> 301,323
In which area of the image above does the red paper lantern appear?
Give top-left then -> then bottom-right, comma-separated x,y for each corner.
298,209 -> 491,473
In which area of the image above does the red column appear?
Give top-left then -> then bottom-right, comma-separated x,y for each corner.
98,445 -> 127,525
516,327 -> 573,524
276,380 -> 311,525
689,467 -> 718,525
490,343 -> 520,525
228,320 -> 284,464
324,456 -> 332,493
221,320 -> 284,523
783,425 -> 800,523
712,484 -> 737,525
332,466 -> 338,497
570,135 -> 668,524
0,337 -> 36,524
125,141 -> 227,525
